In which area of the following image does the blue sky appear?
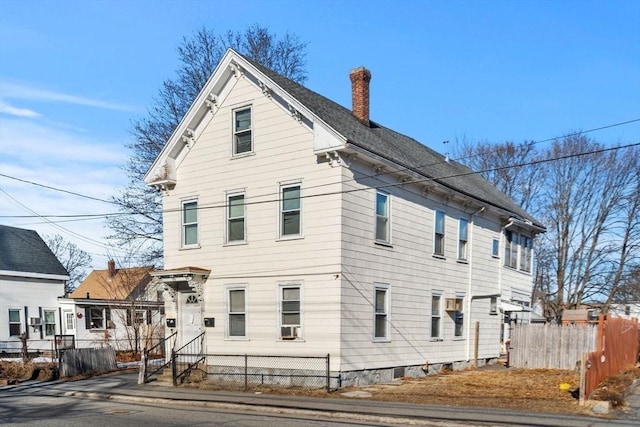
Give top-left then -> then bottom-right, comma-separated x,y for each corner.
1,0 -> 639,269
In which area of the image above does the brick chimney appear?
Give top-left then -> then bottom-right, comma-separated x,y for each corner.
107,259 -> 116,278
349,67 -> 372,127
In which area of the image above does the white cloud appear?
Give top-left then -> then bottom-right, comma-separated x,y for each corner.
0,117 -> 127,165
0,80 -> 139,113
0,100 -> 41,118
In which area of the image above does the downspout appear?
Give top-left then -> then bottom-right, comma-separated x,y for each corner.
466,206 -> 485,361
499,218 -> 515,296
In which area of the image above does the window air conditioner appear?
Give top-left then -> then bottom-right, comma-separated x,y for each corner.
281,326 -> 300,340
29,317 -> 42,326
445,298 -> 462,312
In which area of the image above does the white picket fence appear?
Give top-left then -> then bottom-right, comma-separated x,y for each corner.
509,324 -> 597,369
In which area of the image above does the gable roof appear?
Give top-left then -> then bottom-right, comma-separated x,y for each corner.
240,54 -> 543,229
0,224 -> 69,278
70,265 -> 154,300
147,49 -> 543,230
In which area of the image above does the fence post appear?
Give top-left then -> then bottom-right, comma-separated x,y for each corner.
244,354 -> 248,390
579,353 -> 587,406
326,353 -> 330,393
138,348 -> 147,385
474,321 -> 480,367
172,350 -> 177,386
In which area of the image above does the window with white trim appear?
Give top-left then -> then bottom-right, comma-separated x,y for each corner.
434,210 -> 445,256
8,309 -> 21,336
373,284 -> 389,340
280,184 -> 301,237
458,218 -> 469,260
182,200 -> 198,247
431,293 -> 442,339
453,296 -> 465,338
520,235 -> 532,272
492,238 -> 500,258
85,307 -> 111,330
44,310 -> 56,336
504,230 -> 518,268
233,107 -> 252,155
227,192 -> 246,243
65,312 -> 74,331
228,288 -> 246,338
375,191 -> 390,243
280,286 -> 301,340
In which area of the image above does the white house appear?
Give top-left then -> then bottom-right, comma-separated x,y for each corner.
146,49 -> 545,385
58,260 -> 164,352
0,225 -> 69,355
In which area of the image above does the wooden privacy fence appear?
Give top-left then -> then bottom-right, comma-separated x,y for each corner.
509,323 -> 597,369
580,315 -> 639,404
60,347 -> 117,377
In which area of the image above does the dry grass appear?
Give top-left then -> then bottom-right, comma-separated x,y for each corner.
0,361 -> 57,381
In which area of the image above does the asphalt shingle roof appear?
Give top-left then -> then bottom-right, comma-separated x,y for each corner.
0,224 -> 69,276
240,54 -> 542,228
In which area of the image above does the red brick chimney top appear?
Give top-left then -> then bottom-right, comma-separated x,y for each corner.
349,67 -> 372,127
107,259 -> 116,278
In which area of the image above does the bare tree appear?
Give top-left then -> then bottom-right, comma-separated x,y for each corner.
107,25 -> 308,265
45,234 -> 92,293
456,135 -> 640,321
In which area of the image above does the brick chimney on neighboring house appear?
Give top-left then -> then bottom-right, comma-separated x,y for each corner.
107,259 -> 116,278
349,67 -> 372,127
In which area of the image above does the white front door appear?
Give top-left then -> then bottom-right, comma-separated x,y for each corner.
179,293 -> 201,347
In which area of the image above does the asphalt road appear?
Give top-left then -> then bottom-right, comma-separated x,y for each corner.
0,393 -> 412,427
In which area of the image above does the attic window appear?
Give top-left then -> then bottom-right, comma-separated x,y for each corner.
233,107 -> 252,155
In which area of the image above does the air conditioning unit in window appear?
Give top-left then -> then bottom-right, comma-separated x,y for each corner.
281,326 -> 300,340
29,317 -> 42,326
445,298 -> 462,312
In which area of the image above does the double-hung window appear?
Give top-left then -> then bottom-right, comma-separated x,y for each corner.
227,193 -> 246,243
233,107 -> 252,155
281,184 -> 301,237
454,296 -> 465,338
431,294 -> 442,339
280,286 -> 301,340
182,200 -> 198,247
228,288 -> 246,338
458,218 -> 469,260
520,235 -> 532,272
504,230 -> 518,268
8,309 -> 21,336
373,284 -> 389,340
375,191 -> 390,243
434,210 -> 445,256
44,310 -> 56,336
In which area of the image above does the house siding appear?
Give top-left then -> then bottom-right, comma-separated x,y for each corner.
0,275 -> 65,349
339,159 -> 504,372
162,77 -> 344,363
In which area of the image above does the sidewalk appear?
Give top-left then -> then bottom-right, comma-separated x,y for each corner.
3,371 -> 639,427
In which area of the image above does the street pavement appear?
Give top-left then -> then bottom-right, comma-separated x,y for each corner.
2,371 -> 639,427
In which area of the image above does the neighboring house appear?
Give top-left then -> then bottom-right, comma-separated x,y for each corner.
607,303 -> 640,321
58,260 -> 163,352
146,49 -> 545,385
0,225 -> 69,354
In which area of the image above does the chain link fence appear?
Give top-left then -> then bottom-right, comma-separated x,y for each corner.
195,353 -> 339,392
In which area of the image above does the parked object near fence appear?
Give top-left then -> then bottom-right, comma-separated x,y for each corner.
60,347 -> 117,377
580,315 -> 639,405
509,323 -> 597,369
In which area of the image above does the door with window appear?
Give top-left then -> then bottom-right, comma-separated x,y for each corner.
179,293 -> 201,347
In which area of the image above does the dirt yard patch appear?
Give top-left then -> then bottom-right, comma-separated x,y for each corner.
0,360 -> 58,382
334,366 -> 640,416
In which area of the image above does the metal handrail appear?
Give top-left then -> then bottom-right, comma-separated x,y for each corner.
143,331 -> 177,383
173,332 -> 205,385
